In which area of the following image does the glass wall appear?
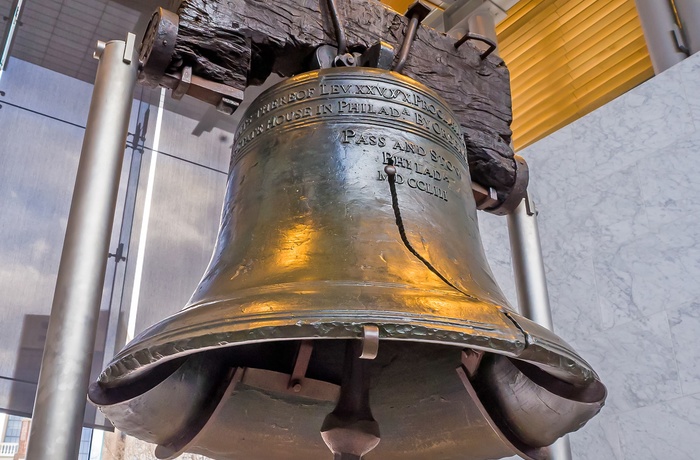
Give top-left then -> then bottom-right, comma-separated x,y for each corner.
0,57 -> 236,442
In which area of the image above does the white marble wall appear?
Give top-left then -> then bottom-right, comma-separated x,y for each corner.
479,52 -> 700,460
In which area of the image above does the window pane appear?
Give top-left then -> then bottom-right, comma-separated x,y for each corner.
3,416 -> 24,443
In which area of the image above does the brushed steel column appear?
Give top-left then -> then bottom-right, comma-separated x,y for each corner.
26,35 -> 137,460
0,0 -> 25,81
507,193 -> 573,460
675,0 -> 700,55
635,0 -> 688,73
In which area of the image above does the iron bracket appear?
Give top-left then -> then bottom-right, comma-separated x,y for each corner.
138,7 -> 179,86
311,41 -> 395,70
107,242 -> 127,263
160,69 -> 244,115
454,31 -> 497,60
479,155 -> 529,216
136,7 -> 243,114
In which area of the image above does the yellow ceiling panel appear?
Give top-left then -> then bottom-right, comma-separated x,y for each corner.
496,0 -> 654,150
381,0 -> 414,14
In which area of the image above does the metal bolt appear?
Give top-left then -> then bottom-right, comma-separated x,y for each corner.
333,53 -> 357,68
384,165 -> 397,176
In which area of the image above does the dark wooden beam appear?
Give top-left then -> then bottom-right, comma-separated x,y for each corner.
171,0 -> 517,196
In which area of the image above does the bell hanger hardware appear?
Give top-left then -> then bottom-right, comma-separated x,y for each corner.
87,3 -> 606,460
136,5 -> 525,215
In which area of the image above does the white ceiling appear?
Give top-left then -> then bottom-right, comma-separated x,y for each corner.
0,0 -> 166,83
0,0 -> 242,133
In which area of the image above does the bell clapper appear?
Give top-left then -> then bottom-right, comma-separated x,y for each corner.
321,338 -> 381,460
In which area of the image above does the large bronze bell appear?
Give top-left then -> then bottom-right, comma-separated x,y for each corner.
89,67 -> 605,460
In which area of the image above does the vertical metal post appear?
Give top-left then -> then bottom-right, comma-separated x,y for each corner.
26,35 -> 138,460
506,193 -> 573,460
674,0 -> 700,55
0,0 -> 26,82
635,0 -> 688,74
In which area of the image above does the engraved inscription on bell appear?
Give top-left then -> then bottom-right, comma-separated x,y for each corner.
232,71 -> 466,206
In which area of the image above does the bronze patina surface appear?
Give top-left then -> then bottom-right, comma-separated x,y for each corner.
90,68 -> 605,460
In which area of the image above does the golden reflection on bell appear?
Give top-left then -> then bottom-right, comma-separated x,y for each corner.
89,67 -> 605,460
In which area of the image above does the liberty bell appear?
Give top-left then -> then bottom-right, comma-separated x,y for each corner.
89,66 -> 606,460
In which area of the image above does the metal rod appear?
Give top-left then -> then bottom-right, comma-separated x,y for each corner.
507,194 -> 553,327
25,36 -> 138,460
674,0 -> 700,55
394,14 -> 420,73
326,0 -> 347,55
506,193 -> 573,460
635,0 -> 688,74
0,0 -> 26,82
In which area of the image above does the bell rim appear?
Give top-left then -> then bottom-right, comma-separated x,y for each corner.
97,282 -> 598,391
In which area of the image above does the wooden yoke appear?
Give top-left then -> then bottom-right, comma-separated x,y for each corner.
139,0 -> 526,213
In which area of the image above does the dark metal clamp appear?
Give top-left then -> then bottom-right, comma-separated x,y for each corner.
454,31 -> 497,60
137,8 -> 244,114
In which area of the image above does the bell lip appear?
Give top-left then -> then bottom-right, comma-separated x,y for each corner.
96,283 -> 598,391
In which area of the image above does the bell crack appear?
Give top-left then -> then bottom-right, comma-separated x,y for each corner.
383,161 -> 475,301
502,310 -> 530,351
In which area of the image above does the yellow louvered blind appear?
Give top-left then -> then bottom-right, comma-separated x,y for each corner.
496,0 -> 654,150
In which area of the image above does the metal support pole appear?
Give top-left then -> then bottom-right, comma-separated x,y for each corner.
0,0 -> 26,82
506,193 -> 573,460
26,35 -> 138,460
635,0 -> 688,74
675,0 -> 700,55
